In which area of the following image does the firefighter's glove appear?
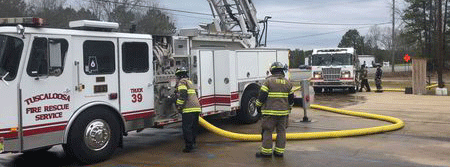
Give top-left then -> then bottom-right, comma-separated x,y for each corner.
176,105 -> 183,113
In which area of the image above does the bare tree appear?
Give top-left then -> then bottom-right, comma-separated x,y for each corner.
0,0 -> 27,17
83,0 -> 150,21
365,25 -> 382,50
33,0 -> 67,10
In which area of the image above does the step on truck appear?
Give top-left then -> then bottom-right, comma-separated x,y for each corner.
0,18 -> 289,163
309,48 -> 360,93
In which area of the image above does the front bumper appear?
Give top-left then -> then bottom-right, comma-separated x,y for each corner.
310,80 -> 355,87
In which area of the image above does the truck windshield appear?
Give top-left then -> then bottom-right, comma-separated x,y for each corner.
0,35 -> 24,81
311,53 -> 352,66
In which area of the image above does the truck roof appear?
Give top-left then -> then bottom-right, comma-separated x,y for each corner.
0,26 -> 152,39
312,48 -> 354,55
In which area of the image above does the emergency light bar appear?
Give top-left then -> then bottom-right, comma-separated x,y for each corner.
0,17 -> 44,27
69,20 -> 119,31
317,49 -> 348,53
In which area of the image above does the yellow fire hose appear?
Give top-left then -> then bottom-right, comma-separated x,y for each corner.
200,83 -> 437,141
199,104 -> 405,141
384,83 -> 439,92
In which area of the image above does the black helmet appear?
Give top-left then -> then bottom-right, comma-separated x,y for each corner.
270,62 -> 286,74
175,67 -> 188,78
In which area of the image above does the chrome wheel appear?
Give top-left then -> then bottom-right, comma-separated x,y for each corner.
84,119 -> 111,151
248,97 -> 258,117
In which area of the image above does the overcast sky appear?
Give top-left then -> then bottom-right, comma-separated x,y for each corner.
64,0 -> 405,50
160,0 -> 405,50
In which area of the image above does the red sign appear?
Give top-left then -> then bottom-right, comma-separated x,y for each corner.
403,54 -> 410,62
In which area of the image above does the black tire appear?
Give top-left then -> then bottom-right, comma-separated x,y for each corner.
349,87 -> 356,93
63,107 -> 121,164
237,89 -> 261,124
314,87 -> 322,93
23,146 -> 53,153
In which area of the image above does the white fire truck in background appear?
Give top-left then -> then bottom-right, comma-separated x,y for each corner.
0,16 -> 289,163
309,48 -> 360,93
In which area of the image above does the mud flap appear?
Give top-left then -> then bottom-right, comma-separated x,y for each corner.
0,137 -> 4,153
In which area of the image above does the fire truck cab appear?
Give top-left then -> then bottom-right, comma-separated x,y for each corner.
0,18 -> 155,162
309,48 -> 360,93
0,18 -> 290,163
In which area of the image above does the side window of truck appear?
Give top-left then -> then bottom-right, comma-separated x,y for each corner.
83,40 -> 115,75
27,37 -> 68,77
122,42 -> 149,73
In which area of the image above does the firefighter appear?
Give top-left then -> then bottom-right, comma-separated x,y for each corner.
375,63 -> 383,92
255,62 -> 294,158
359,64 -> 371,92
175,67 -> 201,153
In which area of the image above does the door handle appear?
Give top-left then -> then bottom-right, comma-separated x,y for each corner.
74,61 -> 84,92
208,78 -> 212,84
75,84 -> 85,91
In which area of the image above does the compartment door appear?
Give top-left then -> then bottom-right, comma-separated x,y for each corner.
198,50 -> 215,113
213,50 -> 230,111
258,50 -> 277,78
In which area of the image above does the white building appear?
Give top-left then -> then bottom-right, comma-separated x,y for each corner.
358,55 -> 375,68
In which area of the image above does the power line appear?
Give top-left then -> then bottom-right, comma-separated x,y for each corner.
270,20 -> 392,26
269,23 -> 389,42
95,0 -> 395,27
266,0 -> 370,13
95,0 -> 212,16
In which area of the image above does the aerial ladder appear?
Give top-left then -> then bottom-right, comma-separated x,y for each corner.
205,0 -> 269,47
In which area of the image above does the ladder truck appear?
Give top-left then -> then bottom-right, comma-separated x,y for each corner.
0,15 -> 288,164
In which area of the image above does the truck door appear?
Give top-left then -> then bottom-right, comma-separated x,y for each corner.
197,50 -> 215,113
118,38 -> 154,122
71,37 -> 119,115
0,34 -> 26,152
19,35 -> 73,150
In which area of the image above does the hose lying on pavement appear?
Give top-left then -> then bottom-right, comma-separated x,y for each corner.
199,104 -> 405,141
383,83 -> 439,92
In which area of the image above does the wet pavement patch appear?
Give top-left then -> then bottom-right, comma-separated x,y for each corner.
315,94 -> 367,108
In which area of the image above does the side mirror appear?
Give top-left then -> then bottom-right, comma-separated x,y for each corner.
49,40 -> 62,67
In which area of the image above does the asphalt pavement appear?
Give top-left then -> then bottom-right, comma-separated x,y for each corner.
2,66 -> 450,167
2,90 -> 449,167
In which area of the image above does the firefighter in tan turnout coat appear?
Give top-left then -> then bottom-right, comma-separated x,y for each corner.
255,62 -> 294,158
175,67 -> 201,153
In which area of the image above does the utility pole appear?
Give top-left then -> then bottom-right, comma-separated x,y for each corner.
392,0 -> 395,73
436,0 -> 445,88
